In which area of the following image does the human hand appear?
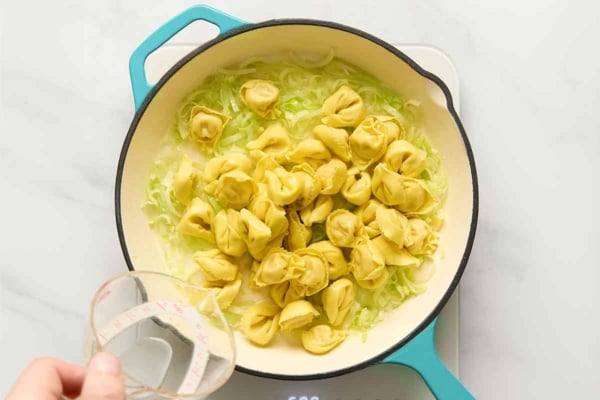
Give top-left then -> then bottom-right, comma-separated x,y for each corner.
6,352 -> 125,400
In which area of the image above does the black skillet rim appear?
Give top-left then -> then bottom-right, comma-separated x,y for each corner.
115,18 -> 479,381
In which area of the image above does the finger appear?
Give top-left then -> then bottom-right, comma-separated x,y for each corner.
80,352 -> 126,400
6,358 -> 86,400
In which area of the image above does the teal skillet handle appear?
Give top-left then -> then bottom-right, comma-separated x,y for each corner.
129,5 -> 248,110
382,318 -> 475,400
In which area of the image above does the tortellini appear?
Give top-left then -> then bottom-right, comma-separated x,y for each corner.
372,236 -> 420,268
152,68 -> 446,355
299,195 -> 333,226
270,280 -> 304,308
246,124 -> 291,163
279,300 -> 320,331
292,248 -> 329,296
286,138 -> 331,168
322,278 -> 355,326
406,218 -> 438,256
212,209 -> 247,257
177,198 -> 215,241
395,178 -> 436,215
321,86 -> 365,128
308,240 -> 348,280
252,249 -> 306,287
376,206 -> 409,248
241,303 -> 281,346
192,249 -> 238,282
354,199 -> 382,238
315,159 -> 347,195
285,208 -> 312,251
203,153 -> 252,185
249,194 -> 288,239
349,117 -> 388,170
205,170 -> 257,209
384,140 -> 426,177
291,164 -> 322,209
172,154 -> 197,205
238,208 -> 272,259
212,279 -> 242,310
301,325 -> 346,355
184,105 -> 230,151
240,80 -> 280,119
253,155 -> 281,183
189,273 -> 242,311
341,167 -> 372,206
371,163 -> 406,206
312,125 -> 351,161
326,209 -> 362,248
350,238 -> 389,289
265,167 -> 304,206
365,115 -> 405,144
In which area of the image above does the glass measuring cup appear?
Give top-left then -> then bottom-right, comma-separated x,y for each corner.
85,271 -> 236,399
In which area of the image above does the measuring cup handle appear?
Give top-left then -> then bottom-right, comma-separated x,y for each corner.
129,5 -> 248,110
382,319 -> 475,400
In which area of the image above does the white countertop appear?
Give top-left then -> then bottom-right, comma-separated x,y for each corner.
1,1 -> 599,398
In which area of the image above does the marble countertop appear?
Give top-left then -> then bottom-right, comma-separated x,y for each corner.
1,0 -> 599,398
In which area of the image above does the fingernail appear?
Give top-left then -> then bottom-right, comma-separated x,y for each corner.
88,352 -> 121,375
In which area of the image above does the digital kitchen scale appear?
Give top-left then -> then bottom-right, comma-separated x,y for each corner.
143,41 -> 462,400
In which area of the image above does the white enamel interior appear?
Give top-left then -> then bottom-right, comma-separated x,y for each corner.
118,24 -> 475,377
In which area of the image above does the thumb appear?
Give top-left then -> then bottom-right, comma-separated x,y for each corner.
80,352 -> 126,400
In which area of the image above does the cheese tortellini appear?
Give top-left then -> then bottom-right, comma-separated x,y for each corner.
308,240 -> 348,280
341,167 -> 372,206
265,167 -> 304,206
302,325 -> 346,354
376,206 -> 409,248
292,164 -> 322,209
349,116 -> 389,170
279,300 -> 320,331
247,123 -> 291,163
286,208 -> 312,251
172,154 -> 197,205
322,278 -> 355,326
249,194 -> 288,239
321,86 -> 365,128
372,236 -> 420,268
205,170 -> 257,210
286,138 -> 331,168
203,153 -> 252,184
240,80 -> 280,119
270,280 -> 304,308
241,303 -> 281,346
312,125 -> 351,161
354,199 -> 382,239
371,163 -> 407,206
192,249 -> 238,282
253,249 -> 306,287
315,159 -> 347,195
177,198 -> 215,241
350,238 -> 389,289
396,178 -> 436,215
384,140 -> 426,177
238,208 -> 272,259
183,106 -> 230,151
212,209 -> 247,257
159,68 -> 445,356
406,218 -> 438,255
299,195 -> 333,226
326,209 -> 362,248
292,248 -> 329,296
